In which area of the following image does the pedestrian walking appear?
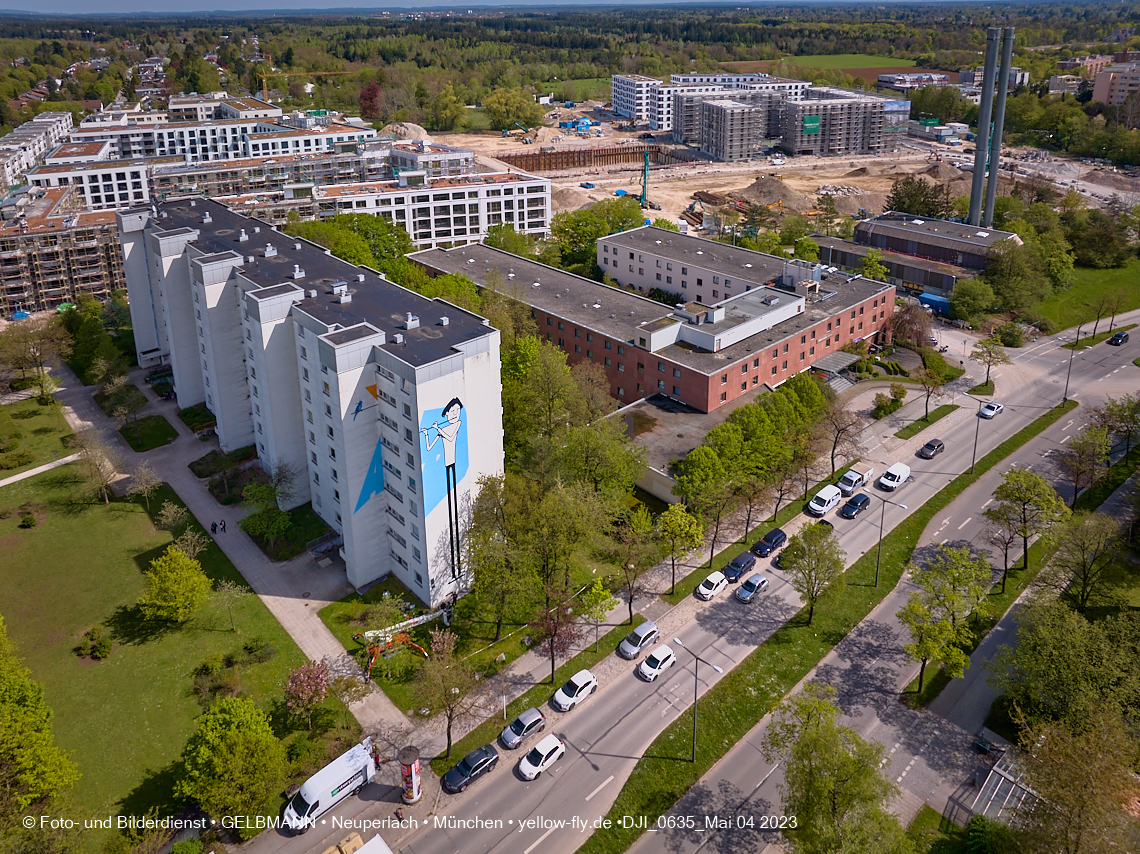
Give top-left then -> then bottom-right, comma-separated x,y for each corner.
211,522 -> 218,535
220,519 -> 226,533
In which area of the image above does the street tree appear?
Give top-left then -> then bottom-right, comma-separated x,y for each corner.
579,577 -> 616,652
1038,511 -> 1122,612
983,500 -> 1022,594
138,546 -> 212,624
610,505 -> 655,625
467,475 -> 538,642
213,579 -> 250,632
913,366 -> 948,421
820,401 -> 866,475
415,629 -> 479,759
71,428 -> 119,505
1056,426 -> 1110,508
897,594 -> 969,694
781,522 -> 846,626
520,481 -> 602,606
528,590 -> 583,685
176,697 -> 287,833
768,464 -> 800,521
656,502 -> 703,596
908,544 -> 993,637
969,337 -> 1013,388
126,461 -> 162,511
284,660 -> 330,731
674,445 -> 733,566
1090,393 -> 1140,456
991,469 -> 1067,573
761,682 -> 909,854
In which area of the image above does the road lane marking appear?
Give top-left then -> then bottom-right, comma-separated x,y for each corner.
1060,435 -> 1071,443
585,775 -> 614,802
981,498 -> 993,508
939,537 -> 948,544
957,517 -> 972,530
524,826 -> 558,854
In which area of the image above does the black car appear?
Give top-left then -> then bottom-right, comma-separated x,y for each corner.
441,745 -> 499,794
723,552 -> 757,583
917,438 -> 945,459
751,528 -> 787,557
1108,331 -> 1130,346
839,493 -> 871,519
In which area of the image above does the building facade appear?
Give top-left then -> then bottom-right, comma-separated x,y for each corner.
779,88 -> 890,156
611,75 -> 662,123
855,212 -> 1021,270
1093,62 -> 1140,105
699,100 -> 767,162
0,112 -> 74,187
118,199 -> 504,605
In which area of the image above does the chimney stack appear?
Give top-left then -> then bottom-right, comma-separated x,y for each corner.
968,28 -> 1002,226
984,28 -> 1017,228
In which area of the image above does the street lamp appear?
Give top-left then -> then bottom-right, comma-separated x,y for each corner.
673,638 -> 723,762
1063,323 -> 1083,404
960,392 -> 987,474
873,495 -> 908,587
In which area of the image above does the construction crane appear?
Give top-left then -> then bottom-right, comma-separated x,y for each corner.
258,57 -> 353,103
638,152 -> 661,210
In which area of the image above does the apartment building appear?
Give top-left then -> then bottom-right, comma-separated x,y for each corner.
699,100 -> 767,162
0,187 -> 123,314
672,89 -> 785,145
413,232 -> 892,413
389,142 -> 476,179
876,73 -> 950,93
652,73 -> 808,136
1093,62 -> 1140,105
117,198 -> 504,605
649,83 -> 721,132
959,67 -> 1030,89
26,158 -> 154,210
0,112 -> 74,187
612,74 -> 662,123
1057,54 -> 1113,79
1048,75 -> 1083,95
856,212 -> 1022,271
778,88 -> 892,156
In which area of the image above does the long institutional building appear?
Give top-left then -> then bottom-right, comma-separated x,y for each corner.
118,198 -> 504,605
413,227 -> 895,414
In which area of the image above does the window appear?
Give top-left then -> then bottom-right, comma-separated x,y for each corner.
658,362 -> 665,373
859,306 -> 864,315
306,410 -> 313,423
753,358 -> 759,368
782,344 -> 788,354
325,404 -> 332,417
327,425 -> 334,438
301,346 -> 307,359
720,374 -> 727,385
604,357 -> 611,367
771,366 -> 778,376
329,448 -> 336,460
771,348 -> 778,358
656,273 -> 662,281
332,469 -> 338,482
251,385 -> 258,398
323,382 -> 330,396
547,317 -> 553,327
675,368 -> 683,379
334,490 -> 340,503
657,380 -> 665,390
782,361 -> 788,370
309,431 -> 315,444
617,346 -> 624,355
720,392 -> 727,402
740,382 -> 747,392
741,364 -> 747,374
303,368 -> 310,381
800,335 -> 806,344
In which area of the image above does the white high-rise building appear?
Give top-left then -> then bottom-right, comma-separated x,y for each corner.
612,74 -> 662,123
118,199 -> 504,605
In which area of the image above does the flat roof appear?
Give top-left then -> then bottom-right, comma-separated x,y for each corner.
859,212 -> 1018,249
218,172 -> 541,205
0,187 -> 117,234
152,199 -> 493,368
600,226 -> 786,289
812,234 -> 971,277
46,142 -> 109,158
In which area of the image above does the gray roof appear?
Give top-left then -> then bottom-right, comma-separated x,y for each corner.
858,212 -> 1019,252
600,226 -> 787,289
155,199 -> 492,368
813,234 -> 971,276
811,351 -> 861,374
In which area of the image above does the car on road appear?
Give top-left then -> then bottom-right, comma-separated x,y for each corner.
1108,331 -> 1130,346
441,745 -> 499,793
807,484 -> 843,516
617,621 -> 659,659
839,493 -> 872,519
751,528 -> 787,557
517,734 -> 566,780
637,645 -> 677,681
695,571 -> 729,601
736,573 -> 770,603
917,438 -> 945,459
723,551 -> 756,582
980,401 -> 1004,419
551,669 -> 598,712
500,708 -> 546,750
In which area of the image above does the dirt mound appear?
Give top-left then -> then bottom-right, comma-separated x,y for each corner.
845,166 -> 870,177
378,121 -> 429,140
552,186 -> 594,213
734,176 -> 815,213
831,192 -> 888,216
920,162 -> 965,182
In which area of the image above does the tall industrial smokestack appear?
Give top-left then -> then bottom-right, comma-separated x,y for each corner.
983,27 -> 1017,228
968,28 -> 1001,226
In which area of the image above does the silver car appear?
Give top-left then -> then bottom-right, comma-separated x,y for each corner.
500,707 -> 546,750
736,573 -> 770,603
617,621 -> 659,659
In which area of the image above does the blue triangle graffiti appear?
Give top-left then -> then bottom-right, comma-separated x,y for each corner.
354,436 -> 386,514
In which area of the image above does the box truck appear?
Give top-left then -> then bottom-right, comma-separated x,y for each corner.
838,462 -> 874,496
283,738 -> 376,833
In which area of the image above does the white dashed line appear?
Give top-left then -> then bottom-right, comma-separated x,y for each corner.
957,517 -> 972,530
524,826 -> 558,854
585,775 -> 614,802
981,498 -> 993,508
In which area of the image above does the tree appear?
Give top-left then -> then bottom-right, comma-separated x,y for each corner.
1013,709 -> 1140,854
888,303 -> 931,346
1039,511 -> 1122,612
430,83 -> 464,131
239,482 -> 293,546
908,544 -> 993,636
71,428 -> 119,505
175,697 -> 287,832
156,499 -> 189,535
650,218 -> 679,231
284,660 -> 330,731
913,366 -> 947,421
793,236 -> 819,262
415,629 -> 479,759
611,506 -> 655,626
969,337 -> 1012,387
674,445 -> 732,567
0,315 -> 72,400
483,223 -> 537,259
579,577 -> 616,652
265,460 -> 302,508
127,461 -> 162,511
528,590 -> 582,684
781,523 -> 846,626
820,402 -> 866,475
983,500 -> 1022,594
138,546 -> 211,623
328,675 -> 371,731
174,528 -> 211,561
898,594 -> 968,694
949,277 -> 995,321
213,579 -> 250,632
0,615 -> 79,826
1091,393 -> 1140,456
656,503 -> 703,595
1056,426 -> 1110,508
885,175 -> 952,219
359,82 -> 381,118
559,418 -> 646,498
482,87 -> 544,130
761,683 -> 909,854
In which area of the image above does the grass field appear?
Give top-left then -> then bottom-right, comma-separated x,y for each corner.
0,469 -> 306,828
120,414 -> 179,452
0,396 -> 71,474
1037,259 -> 1140,331
894,404 -> 960,440
967,380 -> 995,396
1062,322 -> 1137,350
906,805 -> 966,853
784,54 -> 916,69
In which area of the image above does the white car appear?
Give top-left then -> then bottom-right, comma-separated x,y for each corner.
517,734 -> 566,781
980,401 -> 1004,419
637,645 -> 677,681
695,571 -> 728,601
551,669 -> 598,712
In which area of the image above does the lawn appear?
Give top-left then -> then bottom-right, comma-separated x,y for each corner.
894,404 -> 960,440
0,396 -> 72,474
906,805 -> 966,853
785,54 -> 916,69
0,471 -> 307,835
1037,259 -> 1140,332
577,399 -> 1077,854
246,501 -> 331,561
93,383 -> 148,417
966,380 -> 995,396
120,414 -> 179,452
189,444 -> 257,478
1061,322 -> 1137,350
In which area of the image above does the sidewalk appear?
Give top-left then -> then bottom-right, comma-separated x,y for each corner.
0,452 -> 81,488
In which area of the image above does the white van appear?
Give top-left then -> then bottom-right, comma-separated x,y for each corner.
807,485 -> 842,516
283,738 -> 376,833
878,463 -> 911,491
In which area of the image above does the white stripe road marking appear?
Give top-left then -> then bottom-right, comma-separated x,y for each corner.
957,517 -> 972,530
1060,435 -> 1071,443
585,775 -> 614,802
524,826 -> 558,854
982,498 -> 993,508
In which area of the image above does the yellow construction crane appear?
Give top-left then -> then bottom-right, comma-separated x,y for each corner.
257,56 -> 353,103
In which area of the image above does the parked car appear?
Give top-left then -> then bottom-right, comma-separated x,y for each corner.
441,745 -> 498,793
751,528 -> 787,557
723,552 -> 756,582
695,571 -> 729,601
736,573 -> 770,603
807,484 -> 843,516
617,621 -> 659,659
917,438 -> 945,459
517,734 -> 565,781
879,462 -> 911,491
980,401 -> 1004,419
551,669 -> 598,712
637,645 -> 677,681
500,708 -> 546,750
1108,331 -> 1130,346
839,493 -> 872,519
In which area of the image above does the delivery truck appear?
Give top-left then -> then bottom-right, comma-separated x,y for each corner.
838,462 -> 874,496
283,738 -> 376,833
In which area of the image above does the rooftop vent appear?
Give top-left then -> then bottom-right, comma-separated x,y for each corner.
294,242 -> 302,250
189,200 -> 196,207
394,333 -> 404,344
238,229 -> 248,242
264,244 -> 277,257
332,283 -> 348,295
338,293 -> 352,304
202,213 -> 212,224
404,312 -> 420,330
253,226 -> 260,233
439,316 -> 450,327
308,289 -> 317,298
976,231 -> 990,237
357,274 -> 365,282
247,256 -> 254,263
763,296 -> 780,306
292,265 -> 305,280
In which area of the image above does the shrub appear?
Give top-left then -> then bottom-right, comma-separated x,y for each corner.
997,321 -> 1024,348
74,626 -> 111,659
0,450 -> 34,470
227,637 -> 276,667
19,513 -> 36,528
171,841 -> 204,854
91,637 -> 112,660
195,653 -> 225,678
